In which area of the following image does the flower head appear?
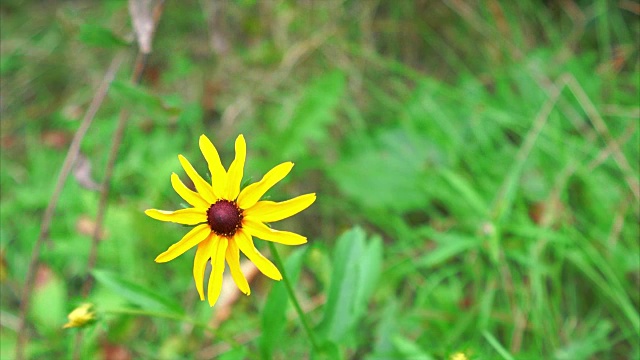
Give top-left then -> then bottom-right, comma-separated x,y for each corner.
145,134 -> 315,307
63,303 -> 96,329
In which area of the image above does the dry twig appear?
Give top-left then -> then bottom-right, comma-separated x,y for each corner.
73,2 -> 165,359
15,52 -> 126,360
16,1 -> 165,359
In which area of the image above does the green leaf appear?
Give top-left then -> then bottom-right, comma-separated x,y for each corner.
366,300 -> 400,360
110,81 -> 181,116
553,320 -> 613,360
268,70 -> 345,159
0,51 -> 23,75
259,248 -> 307,359
78,24 -> 129,48
438,169 -> 488,216
318,227 -> 383,347
0,332 -> 16,360
330,128 -> 431,212
91,269 -> 184,315
416,230 -> 479,269
392,336 -> 435,360
355,235 -> 383,311
30,268 -> 67,332
482,331 -> 515,360
218,346 -> 249,360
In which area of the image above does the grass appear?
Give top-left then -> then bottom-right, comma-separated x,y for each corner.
1,1 -> 638,359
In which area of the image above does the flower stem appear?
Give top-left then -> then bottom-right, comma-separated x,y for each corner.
104,308 -> 217,334
267,242 -> 321,352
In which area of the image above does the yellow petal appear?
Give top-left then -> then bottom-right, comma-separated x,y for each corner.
145,208 -> 208,225
199,135 -> 227,198
243,218 -> 307,245
226,239 -> 250,295
235,230 -> 282,280
170,173 -> 210,208
62,303 -> 95,329
207,237 -> 229,307
178,155 -> 216,203
244,193 -> 316,223
225,134 -> 246,200
193,234 -> 216,301
155,224 -> 211,263
237,162 -> 294,209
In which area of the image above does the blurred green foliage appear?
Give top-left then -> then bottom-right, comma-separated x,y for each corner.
1,1 -> 638,359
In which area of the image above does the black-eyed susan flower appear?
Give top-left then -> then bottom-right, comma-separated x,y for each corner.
145,134 -> 315,307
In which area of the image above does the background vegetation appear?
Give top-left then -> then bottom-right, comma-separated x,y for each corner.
1,0 -> 638,359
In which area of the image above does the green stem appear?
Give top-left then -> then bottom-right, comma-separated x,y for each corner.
104,308 -> 217,333
103,308 -> 259,356
267,242 -> 321,352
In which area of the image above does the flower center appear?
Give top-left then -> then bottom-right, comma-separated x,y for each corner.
207,200 -> 243,237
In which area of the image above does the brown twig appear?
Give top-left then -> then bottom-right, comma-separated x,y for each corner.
72,2 -> 165,359
80,0 -> 165,299
15,53 -> 126,360
80,53 -> 147,297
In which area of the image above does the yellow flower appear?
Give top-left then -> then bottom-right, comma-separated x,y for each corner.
145,134 -> 315,307
63,303 -> 96,329
449,352 -> 469,360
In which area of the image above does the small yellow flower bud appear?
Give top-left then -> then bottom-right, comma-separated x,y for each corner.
62,303 -> 96,329
450,352 -> 469,360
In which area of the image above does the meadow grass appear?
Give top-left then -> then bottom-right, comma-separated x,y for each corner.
1,1 -> 638,359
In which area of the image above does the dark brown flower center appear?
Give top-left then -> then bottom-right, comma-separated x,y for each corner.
207,200 -> 243,237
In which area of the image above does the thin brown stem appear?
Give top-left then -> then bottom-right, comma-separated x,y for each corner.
81,52 -> 147,297
73,2 -> 165,358
80,0 -> 165,300
14,53 -> 125,360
